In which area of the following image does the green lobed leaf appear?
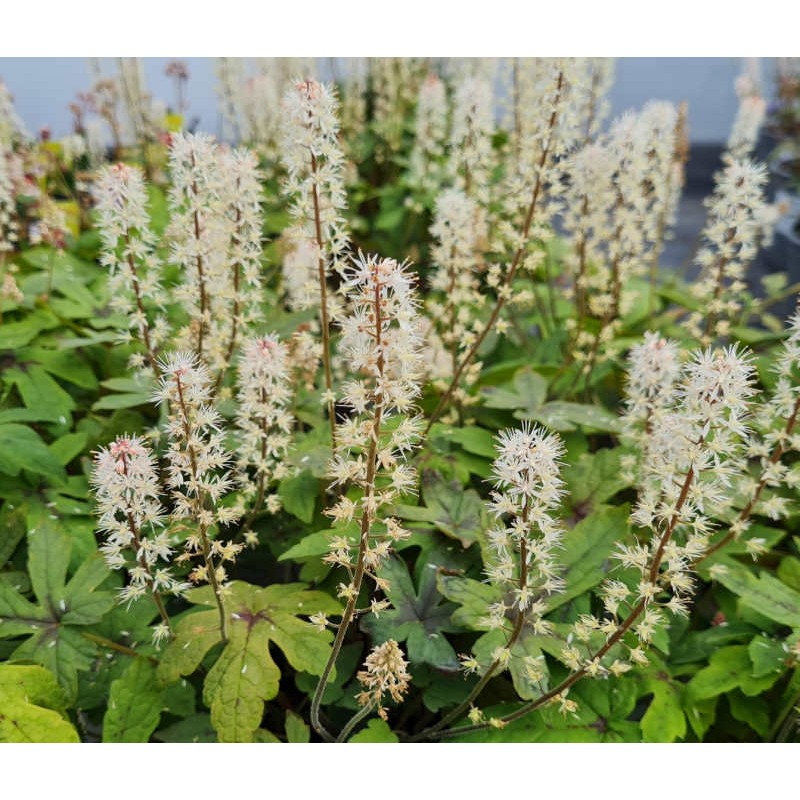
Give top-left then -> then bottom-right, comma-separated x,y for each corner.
103,658 -> 165,742
713,562 -> 800,628
640,676 -> 686,743
158,581 -> 341,743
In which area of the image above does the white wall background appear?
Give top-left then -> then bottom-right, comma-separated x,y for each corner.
0,57 -> 771,144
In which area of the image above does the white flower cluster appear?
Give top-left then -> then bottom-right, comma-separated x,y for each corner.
356,640 -> 411,721
427,188 -> 487,395
482,423 -> 567,636
726,94 -> 766,162
736,309 -> 800,530
324,253 -> 425,600
94,163 -> 168,369
0,145 -> 19,255
153,352 -> 242,588
280,79 -> 351,280
234,334 -> 295,514
622,331 -> 682,442
563,102 -> 682,371
623,345 -> 754,625
91,435 -> 187,612
449,75 -> 495,207
168,133 -> 239,371
408,74 -> 449,195
687,160 -> 768,342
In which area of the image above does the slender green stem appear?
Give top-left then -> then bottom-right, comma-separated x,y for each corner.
310,267 -> 385,742
336,701 -> 377,743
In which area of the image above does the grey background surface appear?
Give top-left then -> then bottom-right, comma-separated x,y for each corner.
0,57 -> 771,143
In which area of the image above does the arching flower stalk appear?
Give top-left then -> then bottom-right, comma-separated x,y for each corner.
426,60 -> 580,434
280,79 -> 351,450
91,435 -> 185,644
94,163 -> 168,374
234,334 -> 295,523
154,352 -> 242,643
686,159 -> 768,343
413,423 -> 568,740
430,344 -> 756,740
310,253 -> 425,742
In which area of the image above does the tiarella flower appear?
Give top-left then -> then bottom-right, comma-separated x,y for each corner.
371,58 -> 426,161
449,74 -> 495,207
408,74 -> 448,195
623,331 -> 682,442
234,334 -> 295,515
153,352 -> 241,638
687,160 -> 768,343
280,78 -> 351,441
167,132 -> 232,362
324,254 -> 424,588
356,640 -> 411,721
487,423 -> 567,609
280,78 -> 350,280
0,144 -> 19,255
426,188 -> 487,403
94,162 -> 167,370
281,225 -> 323,312
91,435 -> 182,639
726,94 -> 766,162
603,344 -> 756,669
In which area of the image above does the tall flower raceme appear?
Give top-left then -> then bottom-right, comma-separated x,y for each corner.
0,79 -> 26,147
94,162 -> 168,373
563,104 -> 682,381
578,58 -> 615,145
686,159 -> 769,343
371,58 -> 426,162
280,79 -> 351,449
211,146 -> 266,385
310,253 -> 425,742
481,424 -> 567,647
621,331 -> 682,449
702,306 -> 800,561
118,57 -> 157,147
0,144 -> 19,259
726,94 -> 767,163
167,132 -> 232,363
426,188 -> 487,412
414,422 -> 569,739
449,74 -> 495,209
407,73 -> 449,198
426,59 -> 583,433
153,352 -> 242,642
233,334 -> 295,524
91,435 -> 185,644
435,344 -> 758,740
